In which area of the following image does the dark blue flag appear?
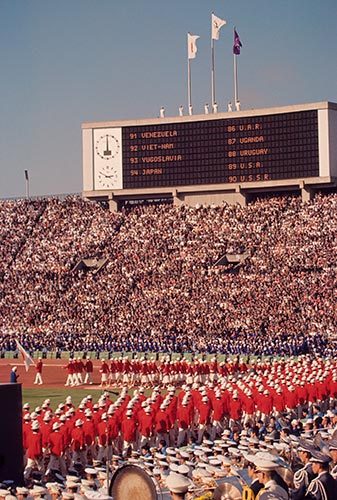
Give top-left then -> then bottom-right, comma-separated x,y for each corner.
233,29 -> 242,55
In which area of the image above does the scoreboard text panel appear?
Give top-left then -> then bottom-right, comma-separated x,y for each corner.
122,110 -> 319,188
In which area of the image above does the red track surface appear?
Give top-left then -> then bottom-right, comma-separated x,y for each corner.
0,358 -> 103,389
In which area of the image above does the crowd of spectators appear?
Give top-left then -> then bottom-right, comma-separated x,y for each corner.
0,192 -> 336,356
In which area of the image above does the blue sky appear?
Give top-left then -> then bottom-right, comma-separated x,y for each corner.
0,0 -> 336,198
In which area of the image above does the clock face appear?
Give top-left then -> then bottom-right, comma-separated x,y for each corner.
95,134 -> 120,160
93,128 -> 123,190
97,165 -> 119,188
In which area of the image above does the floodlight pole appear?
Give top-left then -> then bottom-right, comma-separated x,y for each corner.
24,170 -> 29,199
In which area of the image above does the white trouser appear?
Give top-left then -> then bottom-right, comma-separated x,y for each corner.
34,372 -> 43,384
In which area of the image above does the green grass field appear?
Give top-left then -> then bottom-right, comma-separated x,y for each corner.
22,387 -> 114,411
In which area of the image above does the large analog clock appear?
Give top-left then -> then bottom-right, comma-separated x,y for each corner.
97,165 -> 119,189
93,128 -> 123,190
95,134 -> 120,160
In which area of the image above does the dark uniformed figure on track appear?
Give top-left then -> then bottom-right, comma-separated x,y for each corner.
10,366 -> 19,383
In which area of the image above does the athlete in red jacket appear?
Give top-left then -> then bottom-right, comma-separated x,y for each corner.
24,421 -> 44,481
47,422 -> 66,475
71,419 -> 86,466
121,410 -> 138,454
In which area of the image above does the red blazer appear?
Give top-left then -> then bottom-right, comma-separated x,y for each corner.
27,431 -> 43,459
49,431 -> 65,456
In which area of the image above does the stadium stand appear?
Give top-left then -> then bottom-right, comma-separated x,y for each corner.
0,193 -> 336,356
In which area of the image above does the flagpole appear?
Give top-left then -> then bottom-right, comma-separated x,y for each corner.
211,36 -> 215,109
187,33 -> 199,114
234,51 -> 238,106
211,12 -> 226,111
188,50 -> 192,110
233,27 -> 238,106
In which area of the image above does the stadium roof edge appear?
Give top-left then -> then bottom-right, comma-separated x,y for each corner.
0,193 -> 81,202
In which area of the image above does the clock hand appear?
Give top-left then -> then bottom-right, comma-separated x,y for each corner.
104,135 -> 111,156
99,171 -> 115,179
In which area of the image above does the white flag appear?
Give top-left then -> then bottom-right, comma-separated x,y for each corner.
188,33 -> 200,59
212,13 -> 227,40
16,339 -> 35,372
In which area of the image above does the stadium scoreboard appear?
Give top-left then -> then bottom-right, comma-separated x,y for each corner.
82,102 -> 337,199
123,110 -> 318,187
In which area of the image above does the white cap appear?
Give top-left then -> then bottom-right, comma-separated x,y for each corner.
84,468 -> 97,475
30,486 -> 46,496
16,487 -> 29,495
177,464 -> 190,475
83,493 -> 112,500
254,458 -> 279,472
62,493 -> 74,500
165,473 -> 191,494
